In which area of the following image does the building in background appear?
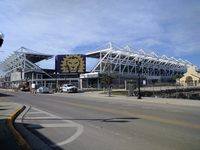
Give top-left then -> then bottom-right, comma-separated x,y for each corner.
0,42 -> 195,90
179,65 -> 200,87
81,42 -> 191,89
0,48 -> 86,90
0,47 -> 54,89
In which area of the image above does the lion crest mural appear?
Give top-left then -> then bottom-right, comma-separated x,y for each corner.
60,55 -> 85,73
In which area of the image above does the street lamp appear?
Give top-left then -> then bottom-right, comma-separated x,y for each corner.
0,32 -> 4,47
18,67 -> 23,87
54,71 -> 59,92
137,58 -> 142,99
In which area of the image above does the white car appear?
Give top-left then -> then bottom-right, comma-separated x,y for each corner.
61,84 -> 78,93
37,86 -> 50,93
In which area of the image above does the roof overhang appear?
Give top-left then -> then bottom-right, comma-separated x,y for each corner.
25,53 -> 53,63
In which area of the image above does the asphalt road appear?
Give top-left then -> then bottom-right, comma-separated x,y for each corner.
1,90 -> 200,150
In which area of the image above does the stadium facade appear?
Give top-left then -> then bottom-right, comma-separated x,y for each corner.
0,42 -> 193,90
0,47 -> 54,89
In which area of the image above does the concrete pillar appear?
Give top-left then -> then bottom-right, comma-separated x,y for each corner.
79,78 -> 83,90
86,78 -> 88,88
125,80 -> 127,90
31,72 -> 34,83
97,78 -> 100,89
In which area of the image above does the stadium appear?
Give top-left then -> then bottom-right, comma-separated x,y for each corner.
0,42 -> 194,90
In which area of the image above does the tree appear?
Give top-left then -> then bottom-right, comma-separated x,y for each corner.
100,73 -> 114,87
174,74 -> 184,85
100,73 -> 114,96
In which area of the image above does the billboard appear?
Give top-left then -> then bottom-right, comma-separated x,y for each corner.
55,54 -> 86,74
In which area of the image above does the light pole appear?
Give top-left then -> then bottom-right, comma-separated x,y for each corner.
56,72 -> 59,92
107,58 -> 112,97
54,71 -> 58,92
137,58 -> 142,99
18,67 -> 23,88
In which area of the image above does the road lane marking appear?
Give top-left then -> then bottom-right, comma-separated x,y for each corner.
28,112 -> 44,114
88,124 -> 101,129
25,116 -> 58,119
25,107 -> 84,147
164,109 -> 184,113
60,101 -> 200,129
27,123 -> 80,128
51,124 -> 83,147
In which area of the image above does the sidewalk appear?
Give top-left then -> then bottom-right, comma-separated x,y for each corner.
71,91 -> 200,107
0,101 -> 30,150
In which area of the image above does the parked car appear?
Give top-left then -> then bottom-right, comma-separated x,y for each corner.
19,81 -> 30,91
20,86 -> 30,92
61,84 -> 78,93
37,86 -> 50,93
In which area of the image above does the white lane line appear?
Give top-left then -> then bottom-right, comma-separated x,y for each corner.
31,107 -> 77,124
31,107 -> 61,118
29,107 -> 84,147
25,116 -> 57,119
88,124 -> 101,129
28,112 -> 43,114
167,110 -> 184,113
27,123 -> 79,128
114,132 -> 121,136
50,124 -> 84,147
141,106 -> 155,109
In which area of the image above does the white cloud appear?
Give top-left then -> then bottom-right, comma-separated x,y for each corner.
0,0 -> 200,68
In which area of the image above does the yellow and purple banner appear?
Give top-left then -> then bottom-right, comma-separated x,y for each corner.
55,55 -> 86,73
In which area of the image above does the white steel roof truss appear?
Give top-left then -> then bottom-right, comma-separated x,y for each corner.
130,57 -> 139,74
87,43 -> 189,76
91,51 -> 111,73
121,55 -> 130,73
102,52 -> 114,72
112,53 -> 122,72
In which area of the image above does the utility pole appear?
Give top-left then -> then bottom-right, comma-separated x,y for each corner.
54,71 -> 59,92
108,58 -> 112,97
137,58 -> 142,99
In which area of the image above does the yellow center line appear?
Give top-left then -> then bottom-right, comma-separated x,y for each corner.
63,101 -> 200,129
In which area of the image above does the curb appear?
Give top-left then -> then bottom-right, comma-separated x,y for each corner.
15,105 -> 52,150
6,105 -> 32,150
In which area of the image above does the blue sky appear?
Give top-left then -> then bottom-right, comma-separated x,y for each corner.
0,0 -> 200,71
